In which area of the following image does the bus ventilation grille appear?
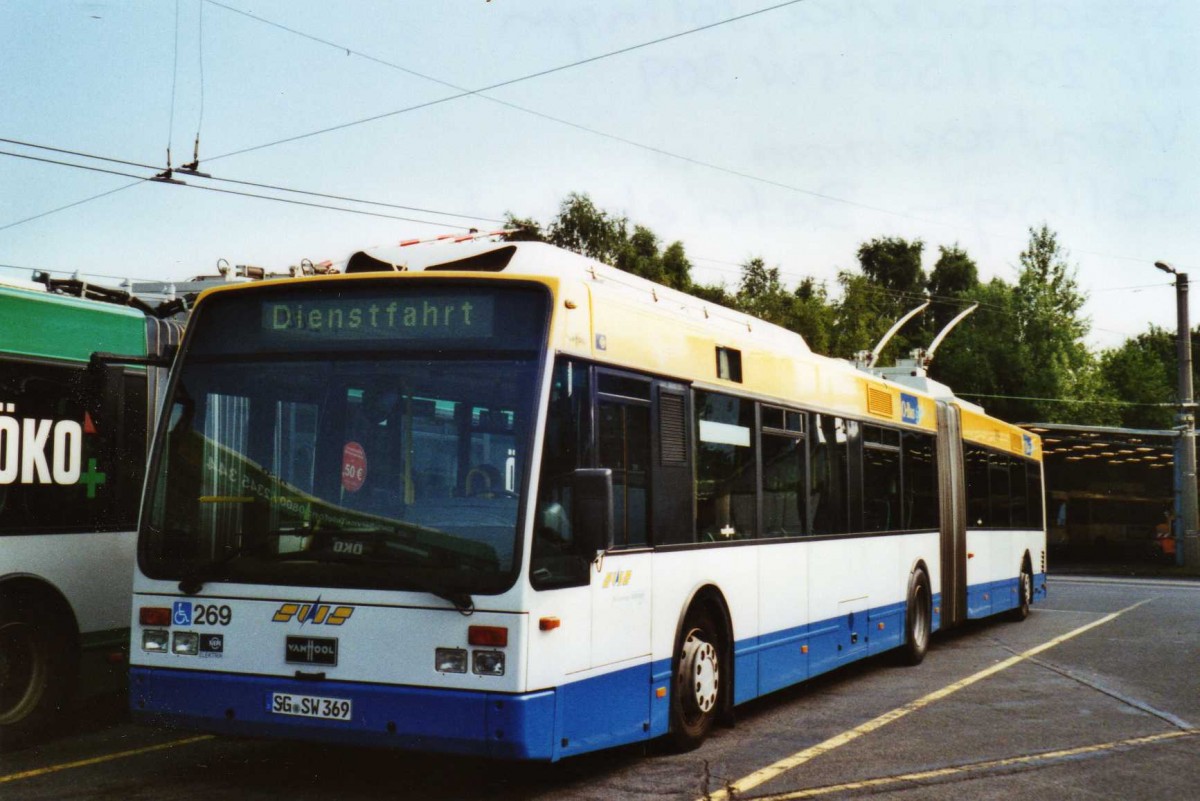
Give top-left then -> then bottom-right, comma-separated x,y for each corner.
866,386 -> 893,418
659,392 -> 687,464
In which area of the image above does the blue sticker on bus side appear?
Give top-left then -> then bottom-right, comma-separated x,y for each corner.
1023,434 -> 1034,456
172,601 -> 193,626
900,393 -> 920,425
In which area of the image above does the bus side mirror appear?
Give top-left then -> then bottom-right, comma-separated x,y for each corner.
572,468 -> 613,558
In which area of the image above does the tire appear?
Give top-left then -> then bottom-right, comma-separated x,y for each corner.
899,569 -> 931,666
0,594 -> 74,751
666,607 -> 723,751
1008,564 -> 1032,622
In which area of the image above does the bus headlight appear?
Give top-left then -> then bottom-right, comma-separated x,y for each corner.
435,648 -> 468,674
472,650 -> 505,676
172,631 -> 199,656
142,630 -> 170,652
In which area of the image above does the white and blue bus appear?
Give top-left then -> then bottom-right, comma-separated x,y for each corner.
0,275 -> 178,749
129,240 -> 1046,760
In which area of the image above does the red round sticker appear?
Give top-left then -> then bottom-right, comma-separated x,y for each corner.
341,442 -> 367,493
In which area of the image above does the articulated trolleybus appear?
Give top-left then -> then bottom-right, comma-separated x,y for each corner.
130,240 -> 1046,759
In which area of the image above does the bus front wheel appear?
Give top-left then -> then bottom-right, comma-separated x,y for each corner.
667,607 -> 722,751
0,594 -> 73,751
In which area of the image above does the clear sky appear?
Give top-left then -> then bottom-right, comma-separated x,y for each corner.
2,0 -> 1196,350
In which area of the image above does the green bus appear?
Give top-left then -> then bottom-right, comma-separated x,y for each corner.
0,275 -> 178,749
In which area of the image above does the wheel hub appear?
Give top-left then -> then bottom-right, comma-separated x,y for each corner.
679,629 -> 719,713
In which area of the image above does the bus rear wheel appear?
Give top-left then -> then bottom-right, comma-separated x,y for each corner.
667,608 -> 722,751
0,595 -> 72,751
899,569 -> 931,666
1009,564 -> 1032,622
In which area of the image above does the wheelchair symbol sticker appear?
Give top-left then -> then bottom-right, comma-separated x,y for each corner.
173,601 -> 193,626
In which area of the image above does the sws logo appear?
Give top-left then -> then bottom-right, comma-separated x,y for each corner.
285,636 -> 338,666
272,601 -> 354,626
602,570 -> 632,588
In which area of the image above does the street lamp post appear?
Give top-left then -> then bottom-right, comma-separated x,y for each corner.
1155,261 -> 1198,568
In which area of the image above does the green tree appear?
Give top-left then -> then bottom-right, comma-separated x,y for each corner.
1013,224 -> 1109,424
831,237 -> 929,363
927,244 -> 979,332
788,277 -> 835,355
615,225 -> 664,284
858,236 -> 927,295
546,193 -> 629,266
690,281 -> 734,307
1099,326 -> 1179,429
930,278 -> 1027,419
501,213 -> 545,242
507,193 -> 698,291
659,241 -> 692,291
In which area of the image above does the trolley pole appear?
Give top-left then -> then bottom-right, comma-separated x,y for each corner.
1156,261 -> 1198,568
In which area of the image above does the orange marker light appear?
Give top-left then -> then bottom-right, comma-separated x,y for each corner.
656,687 -> 667,699
878,622 -> 885,630
468,626 -> 508,647
539,617 -> 561,631
801,645 -> 809,654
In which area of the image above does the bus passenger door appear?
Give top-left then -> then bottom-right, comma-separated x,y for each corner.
589,392 -> 653,670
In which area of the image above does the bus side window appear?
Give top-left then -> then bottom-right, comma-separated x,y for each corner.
902,430 -> 939,530
597,400 -> 651,548
862,425 -> 901,532
965,445 -> 989,527
695,390 -> 756,541
761,405 -> 806,537
810,415 -> 849,535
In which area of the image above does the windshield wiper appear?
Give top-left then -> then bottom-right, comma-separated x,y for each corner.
177,529 -> 305,595
179,528 -> 477,613
416,584 -> 474,615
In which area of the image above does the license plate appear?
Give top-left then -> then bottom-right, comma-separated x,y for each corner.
269,692 -> 353,721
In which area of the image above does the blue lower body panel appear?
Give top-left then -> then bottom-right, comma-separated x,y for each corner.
967,573 -> 1048,619
132,574 -> 1047,760
130,668 -> 557,760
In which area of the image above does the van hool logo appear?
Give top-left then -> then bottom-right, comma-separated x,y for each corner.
0,403 -> 102,493
285,636 -> 338,666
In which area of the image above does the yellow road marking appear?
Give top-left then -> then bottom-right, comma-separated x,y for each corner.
751,729 -> 1199,800
705,598 -> 1154,800
0,735 -> 213,785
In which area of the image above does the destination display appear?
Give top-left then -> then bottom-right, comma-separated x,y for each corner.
186,283 -> 549,355
262,295 -> 494,341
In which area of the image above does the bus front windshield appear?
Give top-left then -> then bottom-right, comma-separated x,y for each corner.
140,282 -> 548,596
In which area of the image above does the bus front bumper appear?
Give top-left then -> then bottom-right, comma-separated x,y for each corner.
129,667 -> 558,760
